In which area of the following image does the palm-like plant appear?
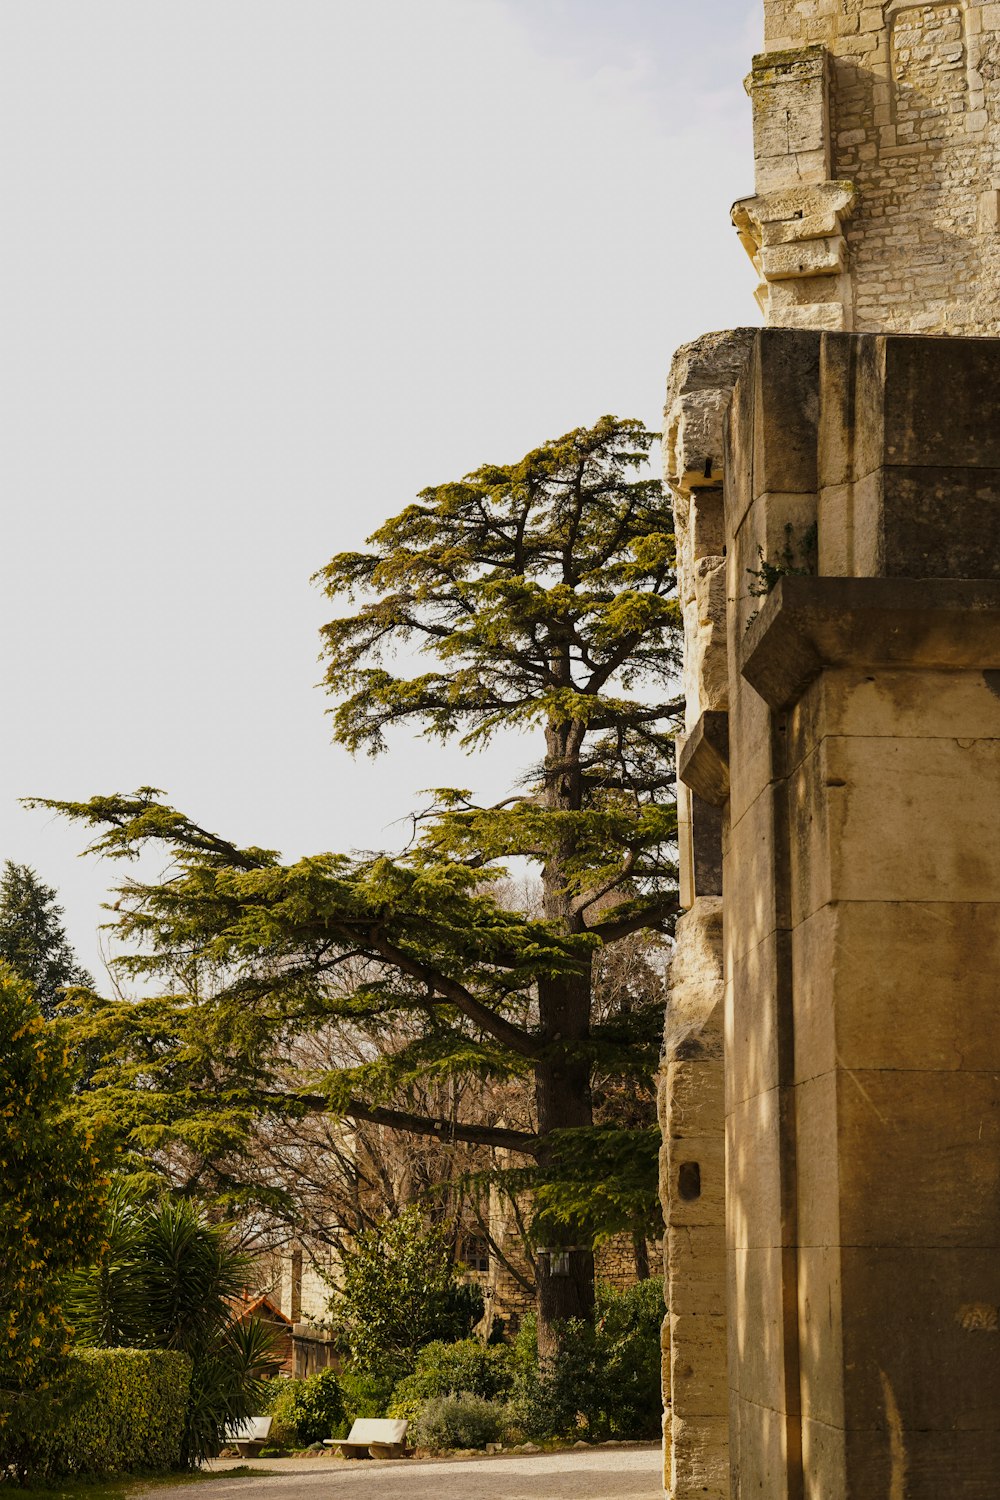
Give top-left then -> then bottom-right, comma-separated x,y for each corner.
68,1193 -> 279,1466
65,1179 -> 148,1348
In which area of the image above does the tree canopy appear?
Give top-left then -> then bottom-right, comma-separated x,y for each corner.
0,965 -> 107,1462
37,415 -> 681,1346
0,862 -> 92,1019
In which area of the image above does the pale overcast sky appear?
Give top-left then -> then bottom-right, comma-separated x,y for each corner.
0,0 -> 761,981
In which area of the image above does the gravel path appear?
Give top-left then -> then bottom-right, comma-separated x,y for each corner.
140,1448 -> 661,1500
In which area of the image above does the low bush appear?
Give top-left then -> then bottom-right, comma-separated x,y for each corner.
281,1369 -> 346,1446
411,1393 -> 505,1452
327,1209 -> 484,1382
508,1280 -> 664,1443
263,1367 -> 387,1447
388,1340 -> 513,1422
10,1348 -> 192,1480
337,1370 -> 395,1426
259,1377 -> 302,1449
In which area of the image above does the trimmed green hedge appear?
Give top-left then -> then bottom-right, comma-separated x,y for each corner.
13,1348 -> 192,1480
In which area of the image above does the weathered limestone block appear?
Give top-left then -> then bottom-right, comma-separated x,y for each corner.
684,557 -> 728,717
721,328 -> 1000,1499
666,331 -> 756,736
750,46 -> 832,194
741,3 -> 1000,335
665,330 -> 758,496
659,897 -> 728,1500
733,47 -> 855,328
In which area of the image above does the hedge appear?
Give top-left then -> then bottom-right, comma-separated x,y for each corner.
8,1349 -> 192,1480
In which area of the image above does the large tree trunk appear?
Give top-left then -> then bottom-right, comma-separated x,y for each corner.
534,715 -> 596,1356
533,1027 -> 596,1351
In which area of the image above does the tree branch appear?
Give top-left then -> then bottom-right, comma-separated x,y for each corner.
282,1093 -> 539,1155
570,848 -> 637,917
586,895 -> 679,944
368,934 -> 542,1060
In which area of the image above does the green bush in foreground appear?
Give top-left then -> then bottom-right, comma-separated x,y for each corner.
262,1369 -> 346,1448
509,1279 -> 664,1442
12,1348 -> 191,1480
67,1195 -> 279,1468
329,1209 -> 484,1382
389,1340 -> 514,1422
411,1394 -> 505,1452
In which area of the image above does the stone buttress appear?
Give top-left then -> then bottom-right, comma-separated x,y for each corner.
659,6 -> 1000,1497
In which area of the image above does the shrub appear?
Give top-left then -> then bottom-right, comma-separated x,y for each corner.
67,1195 -> 280,1468
327,1208 -> 484,1381
265,1369 -> 345,1447
411,1394 -> 505,1452
337,1370 -> 395,1425
389,1340 -> 513,1422
260,1377 -> 302,1448
12,1349 -> 192,1480
592,1278 -> 664,1439
507,1280 -> 664,1443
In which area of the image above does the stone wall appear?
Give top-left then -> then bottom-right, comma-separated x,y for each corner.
734,2 -> 1000,333
664,9 -> 1000,1497
660,330 -> 757,1500
674,327 -> 1000,1497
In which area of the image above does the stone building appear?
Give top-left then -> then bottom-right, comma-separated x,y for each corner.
733,0 -> 1000,334
661,2 -> 1000,1497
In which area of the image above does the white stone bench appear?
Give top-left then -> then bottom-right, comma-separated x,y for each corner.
223,1416 -> 272,1456
324,1418 -> 409,1459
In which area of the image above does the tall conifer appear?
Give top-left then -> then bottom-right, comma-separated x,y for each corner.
39,416 -> 681,1345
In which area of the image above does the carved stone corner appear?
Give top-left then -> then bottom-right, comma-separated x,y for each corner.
732,180 -> 856,331
663,329 -> 758,500
678,711 -> 730,807
739,575 -> 1000,711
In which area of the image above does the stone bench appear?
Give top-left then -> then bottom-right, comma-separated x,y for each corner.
223,1416 -> 272,1456
324,1418 -> 409,1459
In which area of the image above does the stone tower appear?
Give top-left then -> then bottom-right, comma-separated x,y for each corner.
660,3 -> 1000,1498
734,0 -> 1000,333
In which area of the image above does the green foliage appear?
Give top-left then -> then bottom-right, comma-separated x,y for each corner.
67,1195 -> 279,1468
35,415 -> 682,1339
316,414 -> 678,756
336,1370 -> 395,1425
7,1349 -> 191,1481
0,863 -> 92,1020
62,1183 -> 148,1351
411,1393 -> 505,1452
506,1126 -> 663,1250
329,1209 -> 484,1382
264,1369 -> 345,1447
258,1376 -> 298,1448
388,1340 -> 514,1422
508,1280 -> 664,1442
746,522 -> 818,601
185,1315 -> 278,1468
0,965 -> 108,1472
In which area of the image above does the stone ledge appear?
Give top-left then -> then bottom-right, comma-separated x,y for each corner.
678,712 -> 731,807
740,576 -> 1000,710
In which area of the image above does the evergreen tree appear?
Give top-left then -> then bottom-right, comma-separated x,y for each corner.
36,415 -> 680,1348
0,965 -> 107,1474
0,862 -> 92,1018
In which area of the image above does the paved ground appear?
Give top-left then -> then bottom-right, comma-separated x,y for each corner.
140,1448 -> 662,1500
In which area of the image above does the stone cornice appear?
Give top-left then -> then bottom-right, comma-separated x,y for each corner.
740,575 -> 1000,709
